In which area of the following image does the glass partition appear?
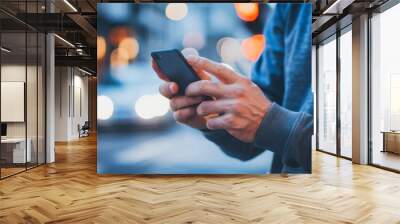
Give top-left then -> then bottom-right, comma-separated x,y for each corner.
317,36 -> 337,154
370,3 -> 400,171
0,30 -> 28,177
0,1 -> 46,179
339,28 -> 352,158
27,31 -> 38,169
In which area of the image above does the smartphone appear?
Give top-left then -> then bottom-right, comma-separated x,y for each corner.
151,49 -> 201,95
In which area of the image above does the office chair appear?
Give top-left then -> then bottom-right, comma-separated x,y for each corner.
79,121 -> 90,138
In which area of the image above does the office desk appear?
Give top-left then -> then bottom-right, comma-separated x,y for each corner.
382,131 -> 400,154
1,138 -> 31,163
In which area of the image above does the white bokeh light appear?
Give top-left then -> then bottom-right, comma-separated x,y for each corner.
165,3 -> 188,21
217,37 -> 242,62
98,95 -> 114,120
183,32 -> 205,49
134,94 -> 169,120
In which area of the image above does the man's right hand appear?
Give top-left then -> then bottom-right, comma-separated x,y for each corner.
152,60 -> 208,129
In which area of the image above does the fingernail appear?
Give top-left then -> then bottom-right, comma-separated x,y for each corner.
169,83 -> 175,93
186,55 -> 198,62
197,107 -> 203,115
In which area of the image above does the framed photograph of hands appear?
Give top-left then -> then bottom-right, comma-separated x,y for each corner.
97,3 -> 313,174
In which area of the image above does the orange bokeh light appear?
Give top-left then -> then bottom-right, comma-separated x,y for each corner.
97,36 -> 106,60
109,27 -> 132,45
110,47 -> 129,68
241,34 -> 265,62
234,3 -> 259,22
119,37 -> 139,60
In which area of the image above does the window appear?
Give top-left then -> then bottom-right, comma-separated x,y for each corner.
370,2 -> 400,171
317,36 -> 337,154
339,28 -> 352,158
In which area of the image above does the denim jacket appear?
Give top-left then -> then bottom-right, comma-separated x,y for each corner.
203,3 -> 313,173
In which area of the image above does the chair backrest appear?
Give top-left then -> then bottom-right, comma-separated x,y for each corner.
83,121 -> 90,129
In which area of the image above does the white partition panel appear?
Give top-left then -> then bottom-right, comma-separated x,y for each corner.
1,82 -> 25,122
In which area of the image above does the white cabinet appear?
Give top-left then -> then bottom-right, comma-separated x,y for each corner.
1,138 -> 31,163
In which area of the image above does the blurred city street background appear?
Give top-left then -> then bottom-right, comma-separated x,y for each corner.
97,3 -> 275,174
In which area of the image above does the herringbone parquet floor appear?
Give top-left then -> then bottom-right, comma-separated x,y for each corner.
1,135 -> 400,224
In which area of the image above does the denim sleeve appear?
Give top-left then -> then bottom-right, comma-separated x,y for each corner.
254,103 -> 312,173
202,129 -> 265,161
202,102 -> 312,172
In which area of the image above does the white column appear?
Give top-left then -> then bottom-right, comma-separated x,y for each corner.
45,1 -> 55,163
46,33 -> 55,163
352,14 -> 369,164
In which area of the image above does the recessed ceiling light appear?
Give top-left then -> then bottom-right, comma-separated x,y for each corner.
54,34 -> 75,48
63,0 -> 78,12
78,67 -> 93,76
1,47 -> 11,53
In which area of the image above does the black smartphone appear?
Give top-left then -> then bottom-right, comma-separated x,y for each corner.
151,49 -> 201,95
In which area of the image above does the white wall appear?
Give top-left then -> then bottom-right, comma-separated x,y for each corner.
1,65 -> 41,138
55,67 -> 89,141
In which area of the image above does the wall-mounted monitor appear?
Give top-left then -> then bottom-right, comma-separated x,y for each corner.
1,123 -> 7,137
1,82 -> 25,122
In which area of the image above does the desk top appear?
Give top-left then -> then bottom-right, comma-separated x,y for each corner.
381,131 -> 400,134
1,138 -> 27,143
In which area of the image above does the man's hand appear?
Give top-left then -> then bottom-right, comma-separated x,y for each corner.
185,56 -> 272,143
152,60 -> 208,129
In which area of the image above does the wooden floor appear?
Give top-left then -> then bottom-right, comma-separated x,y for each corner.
1,167 -> 26,178
1,135 -> 400,224
372,151 -> 400,171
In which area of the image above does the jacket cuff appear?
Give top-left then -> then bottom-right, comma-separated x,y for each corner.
254,103 -> 300,155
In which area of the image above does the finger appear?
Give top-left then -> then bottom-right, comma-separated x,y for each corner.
159,82 -> 179,98
191,66 -> 211,81
173,107 -> 197,124
197,99 -> 235,116
186,56 -> 239,83
206,114 -> 234,130
170,96 -> 204,111
185,80 -> 225,98
152,60 -> 169,81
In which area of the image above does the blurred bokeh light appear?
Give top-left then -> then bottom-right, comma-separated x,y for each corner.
241,34 -> 265,61
110,47 -> 130,68
119,37 -> 140,60
217,37 -> 242,62
98,95 -> 114,120
183,32 -> 205,50
97,36 -> 107,60
134,94 -> 170,119
234,3 -> 259,22
165,3 -> 188,21
109,27 -> 132,45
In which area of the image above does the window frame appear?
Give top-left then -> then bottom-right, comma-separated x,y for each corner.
315,21 -> 353,160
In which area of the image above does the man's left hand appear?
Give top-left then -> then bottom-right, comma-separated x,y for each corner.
185,56 -> 272,143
